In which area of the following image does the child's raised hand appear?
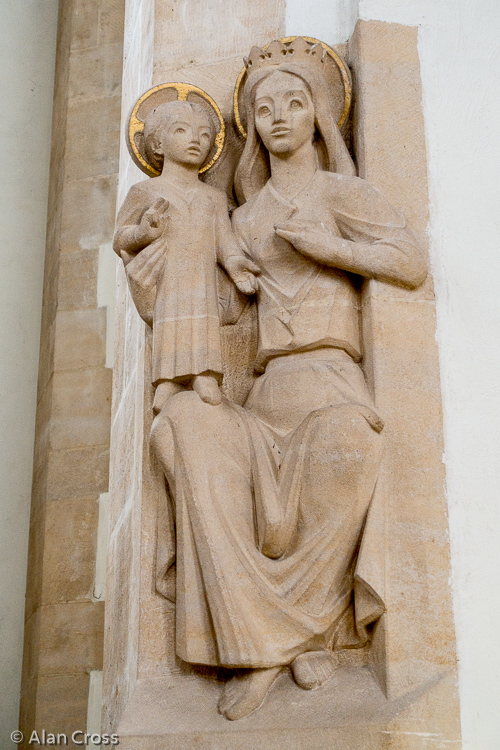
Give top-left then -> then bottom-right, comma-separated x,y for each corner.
224,255 -> 260,295
136,197 -> 170,246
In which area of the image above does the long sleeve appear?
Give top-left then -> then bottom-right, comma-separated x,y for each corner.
213,192 -> 252,326
112,182 -> 163,325
329,177 -> 428,289
113,182 -> 149,262
322,224 -> 427,290
214,192 -> 247,266
277,174 -> 427,290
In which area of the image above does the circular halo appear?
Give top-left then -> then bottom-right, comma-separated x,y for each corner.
127,82 -> 225,176
233,36 -> 352,140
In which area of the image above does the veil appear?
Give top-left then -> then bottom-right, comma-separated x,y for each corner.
234,61 -> 356,204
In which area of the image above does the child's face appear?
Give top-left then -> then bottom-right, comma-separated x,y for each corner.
160,110 -> 214,168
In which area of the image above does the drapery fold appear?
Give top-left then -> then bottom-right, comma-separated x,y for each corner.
154,350 -> 386,667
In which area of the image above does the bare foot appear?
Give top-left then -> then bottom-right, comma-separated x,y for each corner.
192,373 -> 222,405
218,666 -> 282,721
153,380 -> 182,415
290,650 -> 337,690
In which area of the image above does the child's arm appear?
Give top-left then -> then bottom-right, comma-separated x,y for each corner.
214,193 -> 260,295
113,186 -> 169,265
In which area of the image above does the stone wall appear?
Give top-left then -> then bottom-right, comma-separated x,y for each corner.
19,0 -> 125,741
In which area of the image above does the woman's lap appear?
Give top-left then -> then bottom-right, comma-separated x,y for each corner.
245,349 -> 376,441
150,353 -> 383,664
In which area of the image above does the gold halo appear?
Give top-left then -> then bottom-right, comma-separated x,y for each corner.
233,36 -> 352,140
127,82 -> 225,176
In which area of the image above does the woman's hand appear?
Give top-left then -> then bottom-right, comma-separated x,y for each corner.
135,197 -> 170,247
275,220 -> 352,268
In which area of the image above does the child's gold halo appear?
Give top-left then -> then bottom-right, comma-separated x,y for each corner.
127,82 -> 225,177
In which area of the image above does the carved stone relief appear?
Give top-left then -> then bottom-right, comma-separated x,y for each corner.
113,36 -> 427,723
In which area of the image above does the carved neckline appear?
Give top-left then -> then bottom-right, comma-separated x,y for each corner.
267,169 -> 319,207
153,175 -> 201,204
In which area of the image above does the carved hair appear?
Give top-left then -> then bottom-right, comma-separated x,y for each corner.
234,62 -> 356,204
144,100 -> 217,172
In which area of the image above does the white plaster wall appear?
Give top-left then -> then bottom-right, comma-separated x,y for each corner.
359,5 -> 500,748
0,0 -> 59,741
287,1 -> 500,747
286,0 -> 358,46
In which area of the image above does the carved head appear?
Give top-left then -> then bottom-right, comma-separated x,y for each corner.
235,54 -> 355,203
144,101 -> 217,172
253,71 -> 316,157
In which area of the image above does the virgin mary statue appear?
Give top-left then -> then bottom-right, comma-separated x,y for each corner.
151,37 -> 427,721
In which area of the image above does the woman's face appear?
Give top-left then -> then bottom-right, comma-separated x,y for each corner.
254,71 -> 315,156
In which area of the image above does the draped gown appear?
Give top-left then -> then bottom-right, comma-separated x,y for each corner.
151,170 -> 426,668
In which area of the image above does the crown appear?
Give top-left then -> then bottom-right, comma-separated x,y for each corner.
244,37 -> 326,73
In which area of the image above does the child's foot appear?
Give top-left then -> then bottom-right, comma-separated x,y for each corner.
192,373 -> 222,405
153,380 -> 183,414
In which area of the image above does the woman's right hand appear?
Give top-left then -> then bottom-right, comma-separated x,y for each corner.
135,197 -> 170,247
275,220 -> 353,269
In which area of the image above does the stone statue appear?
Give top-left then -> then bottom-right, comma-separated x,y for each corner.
116,38 -> 427,722
113,98 -> 258,412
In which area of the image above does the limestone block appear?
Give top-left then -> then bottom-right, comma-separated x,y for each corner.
18,674 -> 37,748
19,614 -> 42,744
41,496 -> 99,605
60,177 -> 118,252
71,0 -> 99,51
58,248 -> 99,311
24,505 -> 45,623
32,380 -> 52,479
20,610 -> 40,683
69,42 -> 123,100
153,0 -> 285,75
65,95 -> 121,181
50,367 -> 111,451
35,674 -> 91,739
37,306 -> 57,401
108,266 -> 129,395
114,669 -> 461,749
136,408 -> 178,680
349,22 -> 430,258
99,0 -> 127,46
38,600 -> 104,675
20,0 -> 124,738
47,445 -> 109,500
53,309 -> 107,371
114,292 -> 146,396
348,20 -> 458,701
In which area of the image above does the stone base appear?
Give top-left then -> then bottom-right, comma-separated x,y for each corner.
116,666 -> 461,749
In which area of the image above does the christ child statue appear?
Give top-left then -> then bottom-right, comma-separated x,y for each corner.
113,100 -> 258,413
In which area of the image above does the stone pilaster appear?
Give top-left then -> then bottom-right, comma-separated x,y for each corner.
20,0 -> 125,743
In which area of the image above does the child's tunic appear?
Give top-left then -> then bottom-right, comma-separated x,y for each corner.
115,178 -> 238,385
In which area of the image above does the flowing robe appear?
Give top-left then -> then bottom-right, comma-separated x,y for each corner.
152,170 -> 426,668
114,178 -> 240,384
